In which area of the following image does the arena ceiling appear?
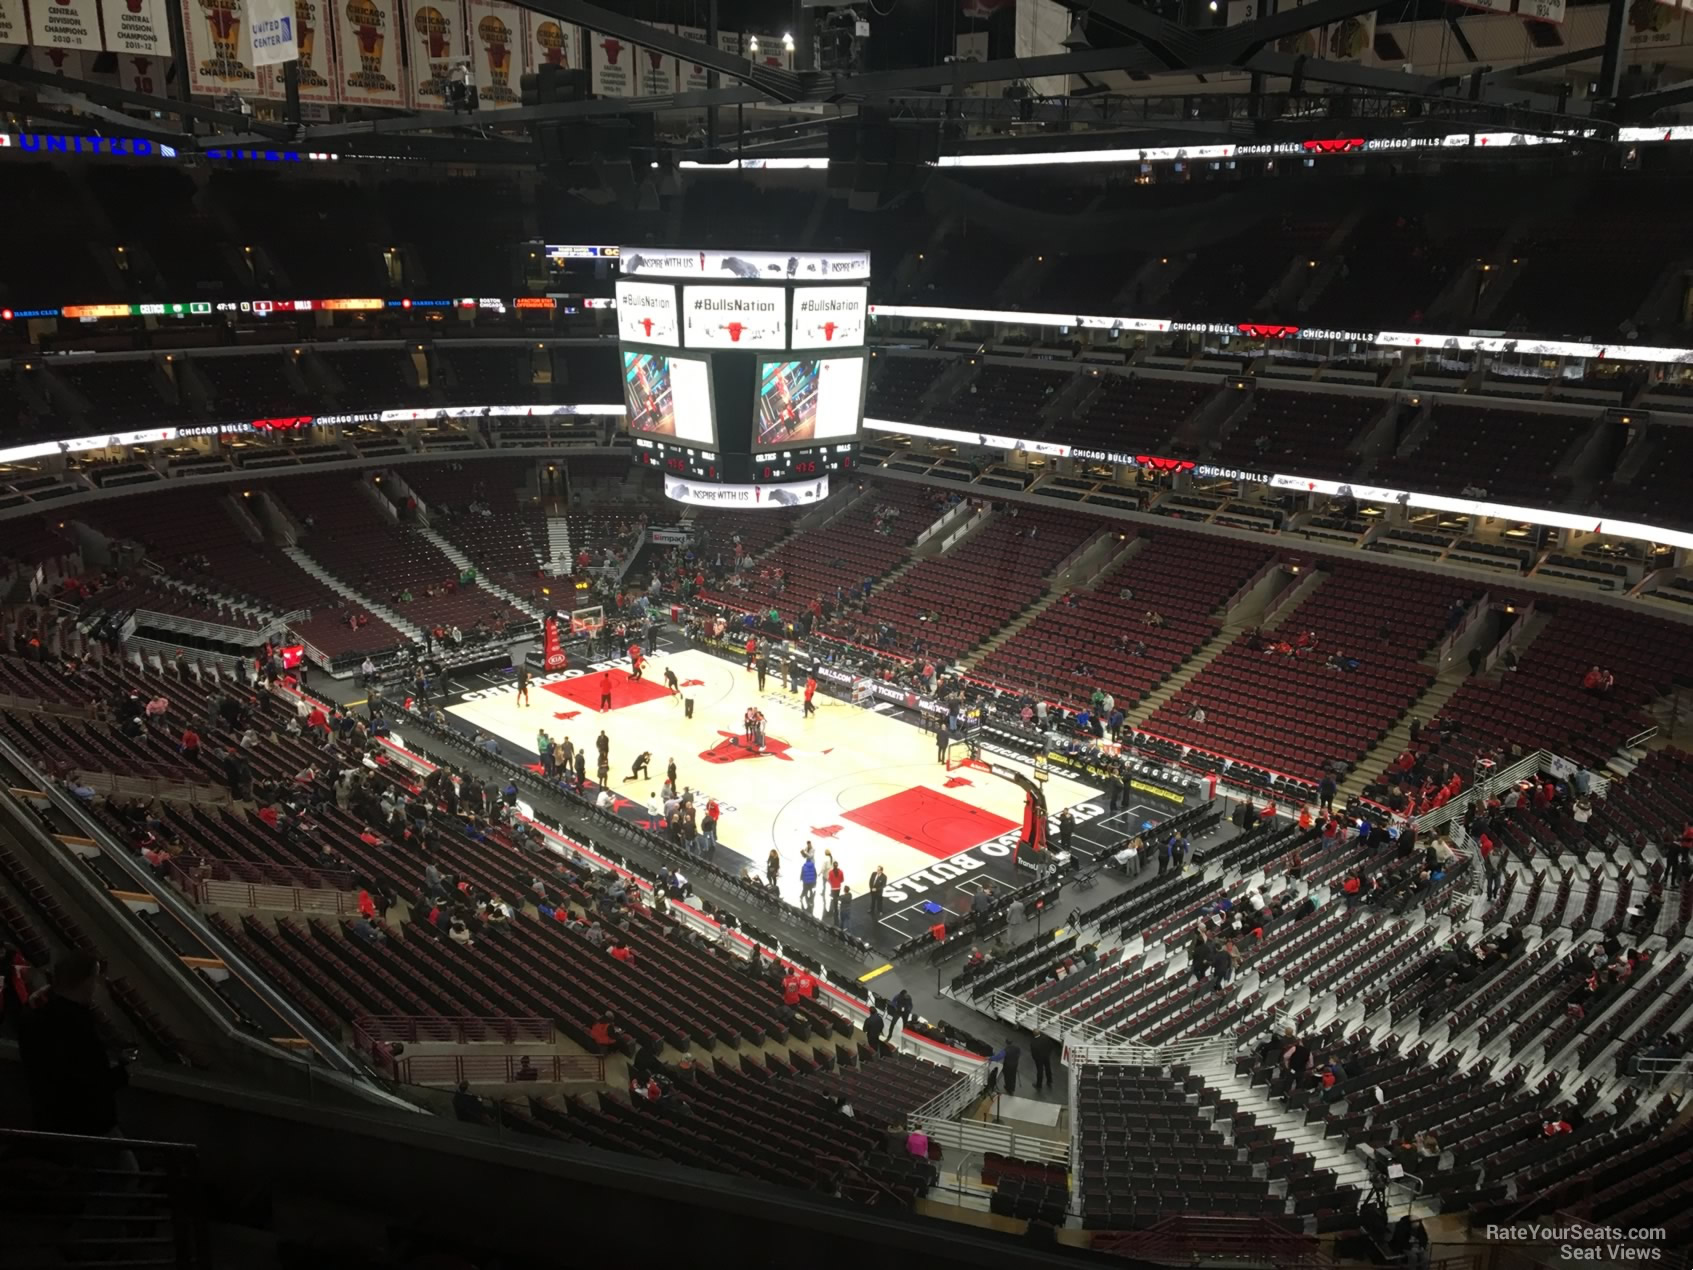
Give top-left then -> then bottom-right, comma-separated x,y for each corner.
0,0 -> 1662,164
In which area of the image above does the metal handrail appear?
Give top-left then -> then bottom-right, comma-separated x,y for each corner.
0,1126 -> 211,1269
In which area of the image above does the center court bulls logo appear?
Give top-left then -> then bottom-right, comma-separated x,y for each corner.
811,825 -> 842,839
703,730 -> 794,763
699,733 -> 834,765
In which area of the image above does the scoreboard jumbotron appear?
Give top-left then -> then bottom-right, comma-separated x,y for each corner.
615,248 -> 868,507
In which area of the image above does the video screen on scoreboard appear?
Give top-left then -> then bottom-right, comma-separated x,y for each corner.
754,357 -> 865,448
621,351 -> 716,447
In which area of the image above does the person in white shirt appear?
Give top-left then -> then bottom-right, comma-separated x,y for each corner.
596,788 -> 615,810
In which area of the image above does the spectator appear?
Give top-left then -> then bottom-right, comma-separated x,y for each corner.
452,1081 -> 487,1124
17,952 -> 131,1140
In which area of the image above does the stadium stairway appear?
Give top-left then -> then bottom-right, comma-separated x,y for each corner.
1193,1057 -> 1374,1198
1120,627 -> 1240,733
1337,660 -> 1473,803
414,525 -> 546,621
545,516 -> 571,567
281,545 -> 423,644
955,531 -> 1132,674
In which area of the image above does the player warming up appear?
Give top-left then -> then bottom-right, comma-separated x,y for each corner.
664,666 -> 681,697
628,642 -> 645,682
515,665 -> 531,707
599,672 -> 613,711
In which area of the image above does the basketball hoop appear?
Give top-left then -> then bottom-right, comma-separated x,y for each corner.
945,742 -> 991,773
569,605 -> 605,637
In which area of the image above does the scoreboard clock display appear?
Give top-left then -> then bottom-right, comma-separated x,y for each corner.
616,246 -> 867,507
756,444 -> 855,483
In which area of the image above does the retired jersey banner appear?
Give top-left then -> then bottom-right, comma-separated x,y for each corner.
119,50 -> 167,93
467,0 -> 523,108
675,23 -> 709,92
104,0 -> 171,55
30,45 -> 87,72
250,0 -> 298,64
404,0 -> 464,110
523,11 -> 578,70
633,20 -> 675,95
29,0 -> 103,50
182,0 -> 259,95
0,0 -> 27,43
336,0 -> 401,105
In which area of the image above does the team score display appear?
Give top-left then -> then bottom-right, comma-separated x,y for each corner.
755,356 -> 865,447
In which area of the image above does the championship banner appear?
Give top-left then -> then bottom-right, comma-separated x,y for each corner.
404,0 -> 464,110
744,32 -> 791,70
181,0 -> 259,96
104,0 -> 171,55
335,0 -> 402,106
0,0 -> 25,44
541,617 -> 568,671
286,0 -> 336,100
467,0 -> 523,108
633,20 -> 675,95
523,11 -> 578,70
675,23 -> 708,92
250,0 -> 299,65
255,0 -> 336,102
28,0 -> 103,50
588,24 -> 636,96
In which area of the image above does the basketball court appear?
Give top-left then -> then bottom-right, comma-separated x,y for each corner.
441,647 -> 1104,929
